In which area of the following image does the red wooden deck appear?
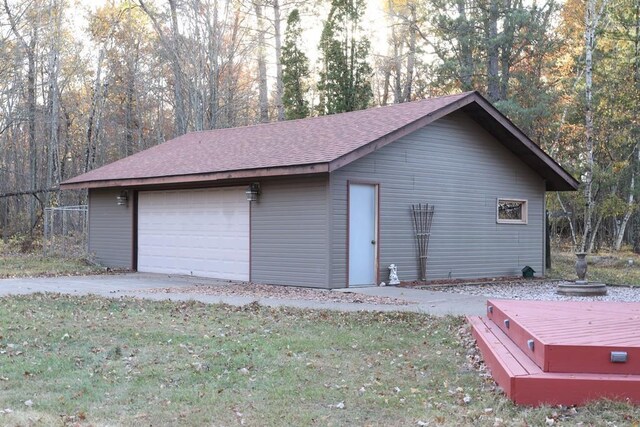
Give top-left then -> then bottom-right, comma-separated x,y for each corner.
469,299 -> 640,406
486,299 -> 640,375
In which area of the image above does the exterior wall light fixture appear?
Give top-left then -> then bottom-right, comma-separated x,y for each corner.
116,191 -> 129,206
245,183 -> 261,202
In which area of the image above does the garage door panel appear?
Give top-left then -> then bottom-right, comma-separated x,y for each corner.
137,187 -> 249,280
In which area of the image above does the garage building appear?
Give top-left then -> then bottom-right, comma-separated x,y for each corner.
60,91 -> 578,288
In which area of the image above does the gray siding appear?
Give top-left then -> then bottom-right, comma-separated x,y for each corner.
330,111 -> 545,287
251,176 -> 330,288
88,188 -> 133,268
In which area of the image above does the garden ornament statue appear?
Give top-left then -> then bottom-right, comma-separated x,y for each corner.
388,264 -> 400,286
575,252 -> 588,283
557,251 -> 607,296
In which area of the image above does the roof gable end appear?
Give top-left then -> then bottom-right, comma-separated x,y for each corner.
327,91 -> 579,191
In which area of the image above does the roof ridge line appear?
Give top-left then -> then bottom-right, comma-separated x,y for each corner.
176,91 -> 478,137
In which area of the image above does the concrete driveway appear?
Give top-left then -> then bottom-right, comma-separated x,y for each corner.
0,273 -> 488,316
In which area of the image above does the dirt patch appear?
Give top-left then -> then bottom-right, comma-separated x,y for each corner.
140,282 -> 412,305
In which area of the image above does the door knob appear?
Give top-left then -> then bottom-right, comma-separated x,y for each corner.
371,240 -> 376,244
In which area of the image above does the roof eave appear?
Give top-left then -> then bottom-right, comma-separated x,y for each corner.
59,163 -> 330,190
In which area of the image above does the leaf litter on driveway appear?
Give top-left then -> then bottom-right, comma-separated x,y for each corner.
139,282 -> 412,305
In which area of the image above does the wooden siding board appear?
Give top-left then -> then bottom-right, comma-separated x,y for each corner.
330,112 -> 545,286
88,188 -> 133,268
251,176 -> 330,288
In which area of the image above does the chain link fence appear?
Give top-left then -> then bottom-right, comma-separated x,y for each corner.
43,205 -> 88,258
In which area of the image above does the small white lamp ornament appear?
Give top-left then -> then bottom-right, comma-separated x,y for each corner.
388,264 -> 400,286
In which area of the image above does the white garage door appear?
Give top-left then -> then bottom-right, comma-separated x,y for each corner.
137,187 -> 250,280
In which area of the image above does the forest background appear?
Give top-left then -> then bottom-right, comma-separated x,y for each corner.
0,0 -> 637,254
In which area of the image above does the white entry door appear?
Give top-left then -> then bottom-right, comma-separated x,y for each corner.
348,183 -> 378,286
137,187 -> 250,280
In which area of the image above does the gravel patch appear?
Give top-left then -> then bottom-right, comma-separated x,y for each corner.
429,280 -> 640,302
141,283 -> 412,305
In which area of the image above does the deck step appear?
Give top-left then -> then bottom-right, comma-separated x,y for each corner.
469,315 -> 640,406
485,299 -> 640,375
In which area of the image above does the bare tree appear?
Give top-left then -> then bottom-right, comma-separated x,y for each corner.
402,2 -> 417,102
85,48 -> 107,173
580,0 -> 610,253
139,0 -> 187,136
45,0 -> 62,206
254,1 -> 270,122
206,0 -> 222,129
4,0 -> 39,231
613,0 -> 640,251
272,0 -> 284,120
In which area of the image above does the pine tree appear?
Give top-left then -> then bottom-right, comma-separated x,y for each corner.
281,9 -> 310,120
318,0 -> 372,114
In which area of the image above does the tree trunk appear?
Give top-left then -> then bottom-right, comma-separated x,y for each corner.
255,1 -> 269,122
46,0 -> 61,209
614,143 -> 637,250
485,0 -> 500,102
389,0 -> 402,104
1,196 -> 7,243
556,192 -> 578,248
587,213 -> 603,253
169,0 -> 187,135
402,3 -> 416,103
85,48 -> 105,173
28,32 -> 37,231
581,0 -> 597,253
621,1 -> 640,251
273,0 -> 285,121
125,45 -> 138,156
206,0 -> 220,129
393,35 -> 403,103
0,129 -> 8,242
457,0 -> 474,90
138,0 -> 187,134
4,0 -> 39,232
225,10 -> 241,127
499,0 -> 514,100
381,62 -> 391,106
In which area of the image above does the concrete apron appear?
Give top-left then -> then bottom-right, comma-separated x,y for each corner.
0,273 -> 488,317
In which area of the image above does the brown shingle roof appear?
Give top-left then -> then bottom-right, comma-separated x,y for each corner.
61,91 -> 578,191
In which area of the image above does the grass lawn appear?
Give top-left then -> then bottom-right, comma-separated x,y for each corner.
0,253 -> 103,279
0,295 -> 638,426
548,250 -> 640,286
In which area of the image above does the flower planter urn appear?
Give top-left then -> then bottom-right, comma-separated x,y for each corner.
575,252 -> 587,282
557,252 -> 607,296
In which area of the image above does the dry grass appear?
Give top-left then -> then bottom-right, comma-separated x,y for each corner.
0,237 -> 103,279
0,253 -> 103,279
548,250 -> 640,286
0,295 -> 638,426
